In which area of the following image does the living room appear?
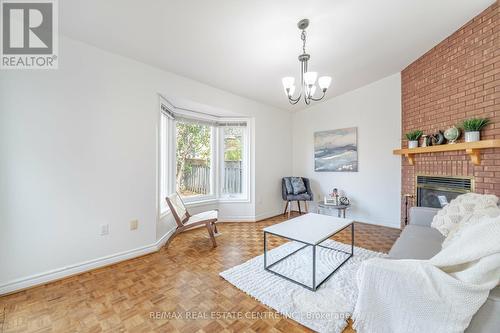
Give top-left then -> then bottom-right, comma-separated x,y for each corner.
0,0 -> 499,332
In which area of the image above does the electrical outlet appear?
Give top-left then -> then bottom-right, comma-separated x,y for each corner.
100,224 -> 109,236
130,219 -> 138,230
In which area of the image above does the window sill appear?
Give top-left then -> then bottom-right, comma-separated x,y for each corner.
184,198 -> 218,208
159,199 -> 217,218
218,197 -> 250,204
159,197 -> 250,219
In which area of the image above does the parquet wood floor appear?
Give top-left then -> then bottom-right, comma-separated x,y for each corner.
0,213 -> 400,333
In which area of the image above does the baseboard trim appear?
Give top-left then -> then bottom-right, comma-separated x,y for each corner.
216,209 -> 283,223
0,228 -> 176,296
254,209 -> 284,221
217,215 -> 257,222
348,215 -> 400,229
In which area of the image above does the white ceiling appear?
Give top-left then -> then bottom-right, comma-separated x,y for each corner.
60,0 -> 495,111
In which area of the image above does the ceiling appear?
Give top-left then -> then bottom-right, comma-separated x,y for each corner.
60,0 -> 495,111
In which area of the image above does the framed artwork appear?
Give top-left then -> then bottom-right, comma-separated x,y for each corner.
314,127 -> 358,172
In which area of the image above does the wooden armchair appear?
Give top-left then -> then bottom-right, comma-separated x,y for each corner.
165,193 -> 218,248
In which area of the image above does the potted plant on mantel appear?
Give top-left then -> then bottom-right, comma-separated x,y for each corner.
406,130 -> 423,149
461,118 -> 490,142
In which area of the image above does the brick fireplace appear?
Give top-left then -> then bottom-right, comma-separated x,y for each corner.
401,3 -> 500,226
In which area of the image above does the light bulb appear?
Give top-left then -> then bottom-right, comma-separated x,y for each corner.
282,77 -> 295,90
303,71 -> 317,86
318,76 -> 332,91
288,85 -> 296,97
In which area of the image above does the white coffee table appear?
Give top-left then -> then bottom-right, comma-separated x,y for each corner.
263,213 -> 354,291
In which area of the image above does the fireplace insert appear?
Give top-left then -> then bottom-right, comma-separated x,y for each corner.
416,175 -> 473,208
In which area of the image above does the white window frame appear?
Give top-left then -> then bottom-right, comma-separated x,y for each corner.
159,110 -> 175,215
218,123 -> 250,202
158,97 -> 251,210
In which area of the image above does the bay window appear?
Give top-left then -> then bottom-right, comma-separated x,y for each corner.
159,100 -> 250,214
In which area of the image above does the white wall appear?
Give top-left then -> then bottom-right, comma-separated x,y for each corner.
292,73 -> 402,227
0,36 -> 292,293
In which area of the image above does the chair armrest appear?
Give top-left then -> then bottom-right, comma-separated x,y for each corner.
409,207 -> 440,227
281,179 -> 288,200
303,178 -> 314,201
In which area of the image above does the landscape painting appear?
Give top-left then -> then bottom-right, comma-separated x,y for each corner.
314,127 -> 358,172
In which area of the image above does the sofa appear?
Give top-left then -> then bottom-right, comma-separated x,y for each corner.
388,207 -> 500,332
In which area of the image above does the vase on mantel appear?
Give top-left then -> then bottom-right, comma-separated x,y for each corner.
464,131 -> 480,142
408,140 -> 419,149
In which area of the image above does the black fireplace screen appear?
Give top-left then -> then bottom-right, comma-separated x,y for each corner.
416,176 -> 473,208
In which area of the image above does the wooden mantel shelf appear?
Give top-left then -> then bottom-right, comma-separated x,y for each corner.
393,139 -> 500,166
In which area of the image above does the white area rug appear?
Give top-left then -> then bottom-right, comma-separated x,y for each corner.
220,240 -> 385,333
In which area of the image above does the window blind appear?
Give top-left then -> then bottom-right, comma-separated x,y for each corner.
160,97 -> 247,127
160,103 -> 175,119
215,121 -> 247,127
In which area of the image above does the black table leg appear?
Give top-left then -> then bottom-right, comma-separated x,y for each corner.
263,231 -> 267,268
351,223 -> 354,255
312,244 -> 316,291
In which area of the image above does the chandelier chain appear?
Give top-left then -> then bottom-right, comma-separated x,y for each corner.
301,30 -> 307,54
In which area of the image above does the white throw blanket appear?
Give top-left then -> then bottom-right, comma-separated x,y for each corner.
352,216 -> 500,333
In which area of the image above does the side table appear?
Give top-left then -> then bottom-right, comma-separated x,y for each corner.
317,202 -> 350,218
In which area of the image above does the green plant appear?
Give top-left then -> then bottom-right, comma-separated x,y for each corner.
175,121 -> 211,191
460,118 -> 490,132
405,130 -> 423,141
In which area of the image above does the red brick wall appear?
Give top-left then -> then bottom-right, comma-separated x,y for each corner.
401,3 -> 500,225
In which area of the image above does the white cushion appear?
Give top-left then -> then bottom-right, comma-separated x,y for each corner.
443,206 -> 500,248
185,210 -> 218,225
167,193 -> 187,221
431,193 -> 499,237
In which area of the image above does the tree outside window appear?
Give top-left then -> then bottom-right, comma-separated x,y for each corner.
223,127 -> 244,195
175,121 -> 212,197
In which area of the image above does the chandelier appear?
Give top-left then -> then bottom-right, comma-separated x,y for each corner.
282,19 -> 332,105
